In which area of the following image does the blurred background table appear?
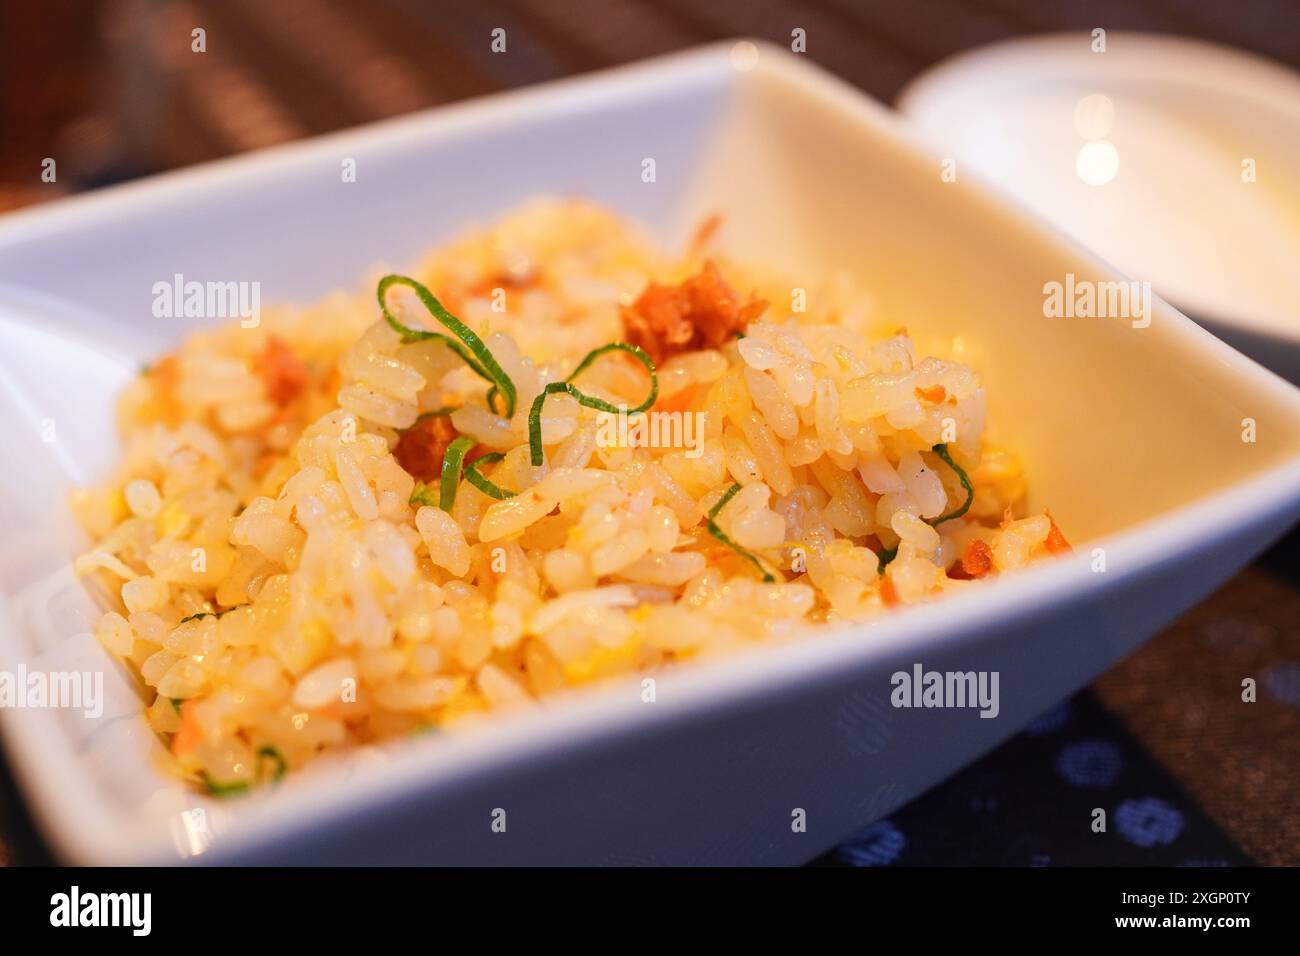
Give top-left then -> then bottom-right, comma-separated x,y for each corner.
1,0 -> 1298,866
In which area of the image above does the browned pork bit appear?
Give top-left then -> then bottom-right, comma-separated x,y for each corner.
393,412 -> 461,482
620,260 -> 767,364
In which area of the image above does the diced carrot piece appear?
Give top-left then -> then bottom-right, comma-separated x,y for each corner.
959,539 -> 995,579
171,700 -> 202,756
914,385 -> 946,403
1044,513 -> 1073,555
880,577 -> 900,607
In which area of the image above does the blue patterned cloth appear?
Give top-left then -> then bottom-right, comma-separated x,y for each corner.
819,692 -> 1251,866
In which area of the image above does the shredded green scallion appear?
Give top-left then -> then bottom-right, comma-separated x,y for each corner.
409,482 -> 438,508
705,483 -> 775,583
438,436 -> 477,512
178,604 -> 245,624
412,437 -> 514,513
463,452 -> 515,500
528,342 -> 657,466
200,773 -> 250,798
876,444 -> 973,576
201,744 -> 288,797
256,745 -> 288,782
928,443 -> 974,526
377,274 -> 518,417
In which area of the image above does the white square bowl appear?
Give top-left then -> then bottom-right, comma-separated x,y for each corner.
2,41 -> 1300,865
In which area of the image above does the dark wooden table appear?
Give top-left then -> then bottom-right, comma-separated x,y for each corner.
2,0 -> 1298,865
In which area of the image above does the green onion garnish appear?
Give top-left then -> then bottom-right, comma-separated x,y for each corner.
464,452 -> 515,500
875,444 -> 972,575
178,604 -> 245,624
201,745 -> 288,797
928,443 -> 974,526
439,436 -> 477,512
378,274 -> 518,417
201,773 -> 250,798
256,745 -> 288,782
528,382 -> 598,466
705,483 -> 775,583
528,342 -> 658,466
563,343 -> 658,403
412,437 -> 515,512
409,481 -> 438,508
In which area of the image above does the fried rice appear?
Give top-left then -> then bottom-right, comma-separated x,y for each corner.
70,199 -> 1069,792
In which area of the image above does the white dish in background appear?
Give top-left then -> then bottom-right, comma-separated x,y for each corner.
898,32 -> 1300,383
2,41 -> 1300,865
